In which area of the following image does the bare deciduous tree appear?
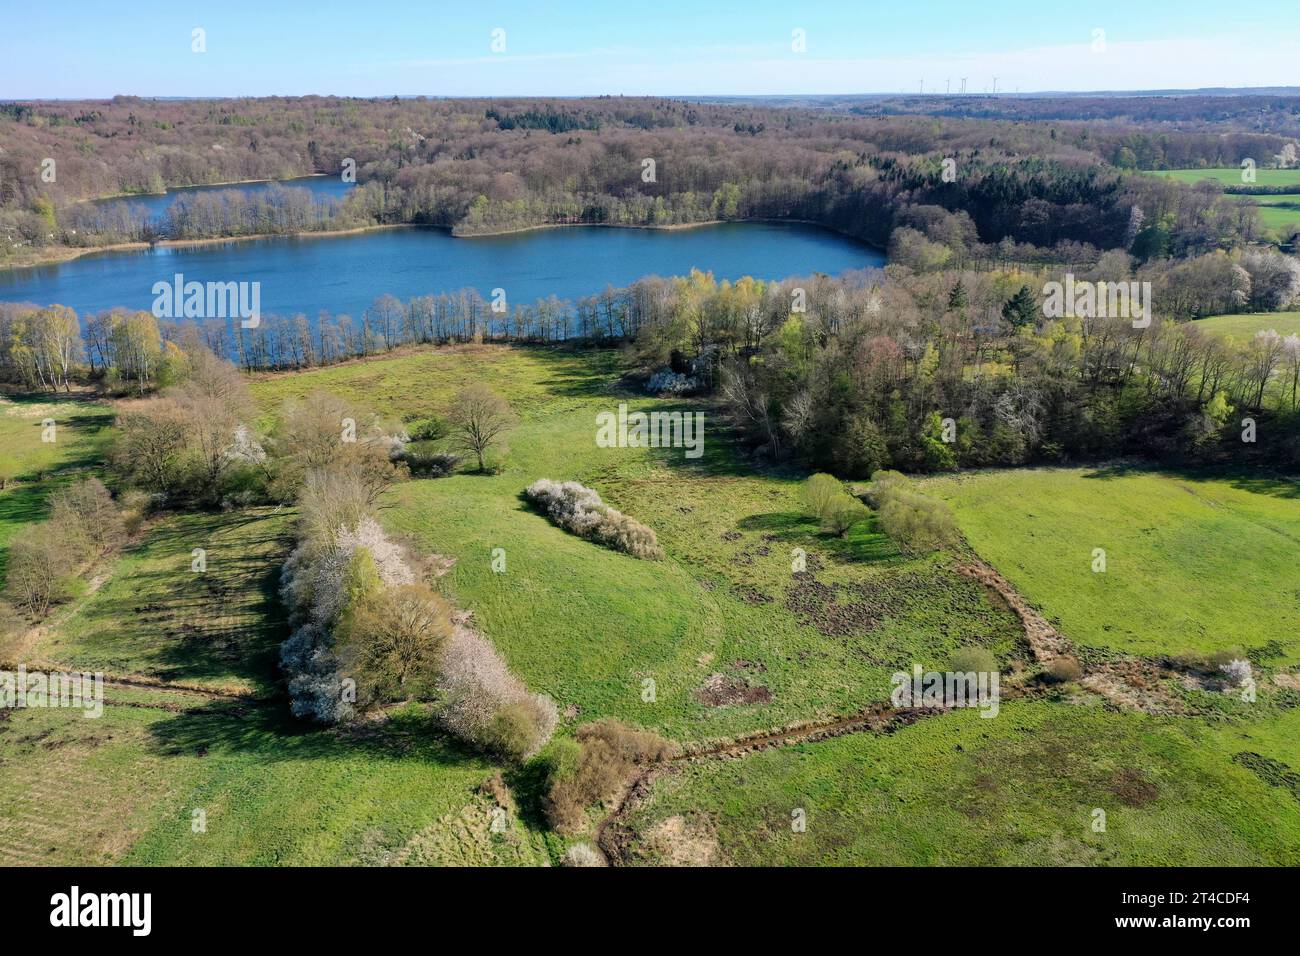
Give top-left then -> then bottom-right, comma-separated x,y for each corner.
446,385 -> 516,472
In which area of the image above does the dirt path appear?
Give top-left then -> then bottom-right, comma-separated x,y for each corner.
955,560 -> 1072,663
596,703 -> 930,863
955,558 -> 1183,715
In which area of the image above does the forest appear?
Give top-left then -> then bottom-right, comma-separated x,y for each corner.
3,94 -> 1296,260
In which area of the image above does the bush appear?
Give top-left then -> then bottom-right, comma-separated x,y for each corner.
538,719 -> 676,833
800,473 -> 842,521
525,479 -> 663,559
49,477 -> 125,556
875,488 -> 960,555
1043,657 -> 1083,683
406,416 -> 448,442
862,470 -> 911,508
438,624 -> 558,759
822,494 -> 868,536
403,448 -> 461,477
482,698 -> 559,762
334,583 -> 451,707
4,525 -> 80,616
562,843 -> 606,867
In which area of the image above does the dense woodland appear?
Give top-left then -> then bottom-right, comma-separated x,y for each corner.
3,94 -> 1297,257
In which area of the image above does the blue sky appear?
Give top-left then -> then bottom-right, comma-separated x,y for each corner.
3,0 -> 1297,98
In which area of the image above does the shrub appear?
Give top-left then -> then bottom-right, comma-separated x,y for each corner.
876,488 -> 960,555
562,843 -> 606,867
800,473 -> 842,521
403,448 -> 461,477
646,369 -> 701,396
862,470 -> 911,508
539,719 -> 676,833
4,525 -> 80,616
49,477 -> 125,556
438,624 -> 557,759
525,479 -> 663,559
482,698 -> 559,761
1043,657 -> 1084,683
334,583 -> 451,706
822,494 -> 868,537
406,416 -> 447,442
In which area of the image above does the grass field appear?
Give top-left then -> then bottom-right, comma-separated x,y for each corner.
1196,311 -> 1300,340
4,344 -> 1298,866
259,345 -> 1025,743
25,508 -> 292,696
618,702 -> 1300,866
1150,168 -> 1300,188
0,395 -> 114,587
926,467 -> 1300,663
0,686 -> 548,865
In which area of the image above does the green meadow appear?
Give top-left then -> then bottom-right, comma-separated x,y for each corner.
1196,311 -> 1300,340
926,467 -> 1300,663
1150,168 -> 1300,188
1145,168 -> 1300,239
3,345 -> 1298,866
0,395 -> 114,588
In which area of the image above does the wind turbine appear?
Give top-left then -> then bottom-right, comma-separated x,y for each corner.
992,76 -> 999,95
960,77 -> 967,94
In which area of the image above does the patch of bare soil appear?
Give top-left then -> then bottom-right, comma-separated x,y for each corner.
730,585 -> 772,605
694,673 -> 772,707
786,567 -> 943,639
1108,767 -> 1160,806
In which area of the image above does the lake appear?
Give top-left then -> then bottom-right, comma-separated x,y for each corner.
0,220 -> 884,322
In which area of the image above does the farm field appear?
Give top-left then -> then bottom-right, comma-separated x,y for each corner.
926,467 -> 1300,663
1149,168 -> 1300,188
1196,311 -> 1300,339
1144,169 -> 1300,239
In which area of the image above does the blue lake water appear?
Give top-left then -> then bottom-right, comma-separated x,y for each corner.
0,220 -> 884,321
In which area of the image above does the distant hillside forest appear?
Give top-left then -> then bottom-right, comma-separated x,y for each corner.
2,95 -> 1299,261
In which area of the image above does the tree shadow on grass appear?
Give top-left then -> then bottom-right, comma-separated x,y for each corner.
1080,462 -> 1300,500
63,510 -> 291,694
737,510 -> 901,564
144,697 -> 492,773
